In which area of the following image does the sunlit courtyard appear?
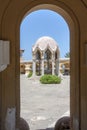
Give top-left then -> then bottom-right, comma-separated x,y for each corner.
20,75 -> 70,130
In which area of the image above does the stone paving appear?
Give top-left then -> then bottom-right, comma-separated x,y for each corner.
20,75 -> 70,130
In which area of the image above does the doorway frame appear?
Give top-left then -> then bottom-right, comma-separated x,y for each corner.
18,3 -> 80,130
1,1 -> 80,130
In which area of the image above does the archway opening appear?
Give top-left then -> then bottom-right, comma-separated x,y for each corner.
20,9 -> 70,130
36,50 -> 41,76
44,49 -> 52,74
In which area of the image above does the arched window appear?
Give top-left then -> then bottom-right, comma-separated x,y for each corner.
45,49 -> 51,60
36,50 -> 41,60
36,50 -> 41,75
55,51 -> 58,60
44,49 -> 52,74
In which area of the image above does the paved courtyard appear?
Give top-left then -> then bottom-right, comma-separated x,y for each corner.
20,75 -> 70,130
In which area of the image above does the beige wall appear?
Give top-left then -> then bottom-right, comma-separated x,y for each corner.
20,59 -> 70,74
0,0 -> 87,130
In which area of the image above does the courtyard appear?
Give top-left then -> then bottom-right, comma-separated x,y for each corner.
20,75 -> 70,130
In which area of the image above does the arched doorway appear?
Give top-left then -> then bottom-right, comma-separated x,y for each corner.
20,12 -> 70,128
18,2 -> 80,130
1,1 -> 80,130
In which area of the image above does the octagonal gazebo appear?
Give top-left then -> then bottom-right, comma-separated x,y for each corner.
32,36 -> 60,76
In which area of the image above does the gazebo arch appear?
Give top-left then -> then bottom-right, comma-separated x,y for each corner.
36,50 -> 41,75
44,48 -> 52,74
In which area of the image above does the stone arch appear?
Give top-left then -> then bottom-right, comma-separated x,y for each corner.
36,50 -> 41,60
45,49 -> 52,60
44,49 -> 52,74
1,1 -> 80,130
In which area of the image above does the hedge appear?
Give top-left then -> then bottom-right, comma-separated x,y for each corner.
28,71 -> 32,78
40,74 -> 61,84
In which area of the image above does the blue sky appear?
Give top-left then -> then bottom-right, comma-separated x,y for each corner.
20,9 -> 70,61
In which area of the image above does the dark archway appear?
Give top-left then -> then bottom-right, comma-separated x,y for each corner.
44,49 -> 52,74
36,50 -> 41,75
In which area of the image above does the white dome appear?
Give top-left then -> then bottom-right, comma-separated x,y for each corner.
32,36 -> 59,52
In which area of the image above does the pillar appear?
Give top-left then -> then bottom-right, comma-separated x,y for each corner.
55,59 -> 59,75
55,51 -> 59,76
41,52 -> 44,76
41,59 -> 44,75
52,52 -> 55,75
32,53 -> 36,76
52,60 -> 55,75
32,59 -> 36,76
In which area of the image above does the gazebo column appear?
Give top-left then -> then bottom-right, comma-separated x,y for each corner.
41,53 -> 44,75
33,59 -> 36,76
41,59 -> 44,75
52,52 -> 55,75
52,60 -> 55,75
57,54 -> 60,75
55,59 -> 59,75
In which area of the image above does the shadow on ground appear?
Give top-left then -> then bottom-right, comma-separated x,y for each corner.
37,127 -> 54,130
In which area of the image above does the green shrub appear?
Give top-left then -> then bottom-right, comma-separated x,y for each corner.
28,71 -> 32,78
40,74 -> 61,84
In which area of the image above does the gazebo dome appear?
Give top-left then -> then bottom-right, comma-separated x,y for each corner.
32,36 -> 59,52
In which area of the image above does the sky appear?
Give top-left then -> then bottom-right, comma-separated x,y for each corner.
20,9 -> 70,61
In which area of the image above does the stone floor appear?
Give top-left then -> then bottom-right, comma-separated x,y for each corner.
20,75 -> 70,130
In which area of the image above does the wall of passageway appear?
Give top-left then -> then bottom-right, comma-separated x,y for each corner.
0,0 -> 87,130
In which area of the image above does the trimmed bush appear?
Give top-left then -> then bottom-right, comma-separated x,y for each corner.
40,74 -> 61,84
28,71 -> 32,78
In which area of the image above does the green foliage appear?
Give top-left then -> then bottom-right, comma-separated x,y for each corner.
65,52 -> 70,58
28,71 -> 32,78
40,74 -> 61,84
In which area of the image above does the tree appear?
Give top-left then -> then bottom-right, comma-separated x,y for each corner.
65,52 -> 70,58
